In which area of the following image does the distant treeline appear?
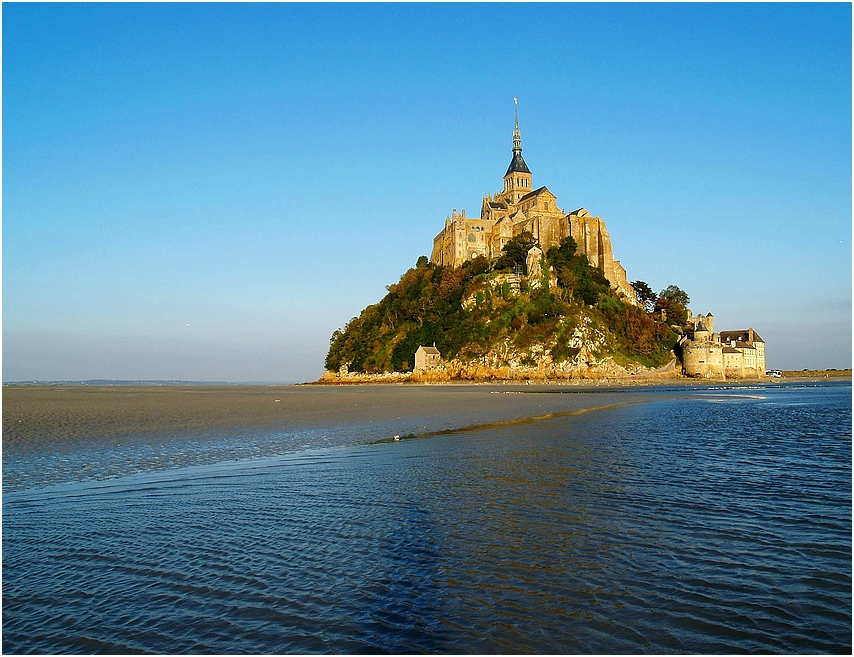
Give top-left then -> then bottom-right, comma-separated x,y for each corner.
780,370 -> 852,377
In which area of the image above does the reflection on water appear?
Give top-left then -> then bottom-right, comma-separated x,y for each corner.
3,383 -> 851,653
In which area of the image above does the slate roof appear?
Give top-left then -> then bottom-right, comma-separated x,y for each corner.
518,186 -> 552,203
719,330 -> 764,343
418,346 -> 440,355
504,152 -> 531,176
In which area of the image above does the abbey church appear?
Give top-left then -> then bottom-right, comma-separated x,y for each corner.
430,105 -> 638,305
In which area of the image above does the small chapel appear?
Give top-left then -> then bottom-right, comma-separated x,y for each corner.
429,102 -> 638,305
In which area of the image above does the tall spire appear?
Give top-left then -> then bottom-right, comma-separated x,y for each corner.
504,98 -> 531,177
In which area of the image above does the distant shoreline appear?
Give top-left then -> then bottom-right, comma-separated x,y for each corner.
3,370 -> 850,389
309,370 -> 852,386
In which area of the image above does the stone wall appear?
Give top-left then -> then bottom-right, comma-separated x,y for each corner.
723,348 -> 744,378
566,211 -> 637,305
680,338 -> 725,378
680,325 -> 766,379
432,203 -> 638,305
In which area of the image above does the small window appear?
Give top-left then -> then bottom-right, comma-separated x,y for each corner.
468,233 -> 476,242
545,202 -> 549,210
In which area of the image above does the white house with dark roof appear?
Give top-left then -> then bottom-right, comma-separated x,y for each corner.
414,345 -> 441,372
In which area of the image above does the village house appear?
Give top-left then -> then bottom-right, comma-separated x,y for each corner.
414,345 -> 441,372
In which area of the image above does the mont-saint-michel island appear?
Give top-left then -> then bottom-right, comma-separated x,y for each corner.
4,4 -> 851,655
322,105 -> 766,384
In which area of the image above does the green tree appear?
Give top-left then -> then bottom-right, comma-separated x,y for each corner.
659,285 -> 689,306
655,285 -> 690,326
494,230 -> 537,273
469,254 -> 490,276
546,236 -> 609,305
325,242 -> 684,375
631,280 -> 656,313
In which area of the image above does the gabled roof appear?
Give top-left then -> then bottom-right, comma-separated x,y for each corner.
504,152 -> 531,176
518,186 -> 553,203
417,346 -> 440,355
719,329 -> 764,343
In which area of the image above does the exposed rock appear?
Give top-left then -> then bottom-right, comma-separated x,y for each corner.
526,246 -> 544,289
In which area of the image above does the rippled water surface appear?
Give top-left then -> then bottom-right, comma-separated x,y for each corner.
3,382 -> 851,653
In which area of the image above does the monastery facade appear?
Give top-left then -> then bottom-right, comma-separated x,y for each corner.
430,104 -> 638,304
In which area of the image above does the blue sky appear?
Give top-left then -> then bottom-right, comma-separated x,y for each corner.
3,2 -> 851,382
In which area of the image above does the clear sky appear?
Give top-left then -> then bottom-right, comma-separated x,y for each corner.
3,2 -> 851,382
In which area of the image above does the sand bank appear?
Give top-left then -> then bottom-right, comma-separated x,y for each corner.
4,378 -> 846,458
3,383 -> 666,456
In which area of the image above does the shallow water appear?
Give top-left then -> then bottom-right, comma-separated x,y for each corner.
2,382 -> 851,653
2,384 -> 656,492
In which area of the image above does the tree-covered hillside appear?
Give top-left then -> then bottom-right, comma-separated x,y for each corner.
326,235 -> 685,375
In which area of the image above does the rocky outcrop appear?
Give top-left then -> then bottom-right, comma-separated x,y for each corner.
317,356 -> 672,384
318,308 -> 677,384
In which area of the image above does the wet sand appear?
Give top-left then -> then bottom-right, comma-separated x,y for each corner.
3,383 -> 665,457
4,378 -> 846,458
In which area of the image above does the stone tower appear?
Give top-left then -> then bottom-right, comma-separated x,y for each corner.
503,99 -> 532,203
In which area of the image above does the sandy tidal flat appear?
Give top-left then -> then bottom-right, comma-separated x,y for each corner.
3,384 -> 664,458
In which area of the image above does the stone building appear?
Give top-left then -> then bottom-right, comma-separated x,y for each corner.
679,312 -> 766,379
430,102 -> 637,305
414,345 -> 441,372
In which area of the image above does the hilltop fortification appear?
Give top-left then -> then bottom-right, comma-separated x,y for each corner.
430,103 -> 638,305
322,105 -> 767,383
